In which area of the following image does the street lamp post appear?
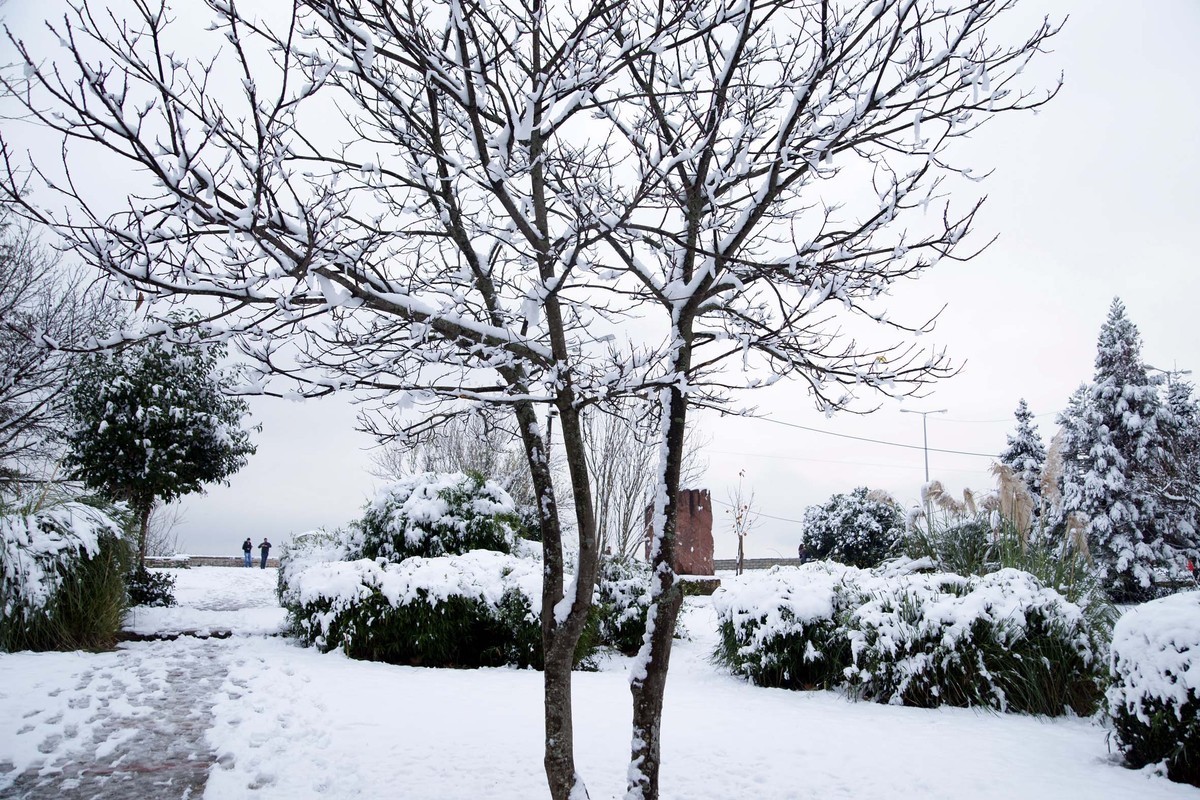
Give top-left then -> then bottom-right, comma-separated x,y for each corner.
1145,364 -> 1192,386
900,408 -> 948,483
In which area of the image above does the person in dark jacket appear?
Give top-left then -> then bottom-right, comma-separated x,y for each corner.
259,538 -> 271,569
242,537 -> 253,568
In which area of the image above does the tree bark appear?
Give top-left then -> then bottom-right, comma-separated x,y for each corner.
514,395 -> 599,800
136,500 -> 152,569
628,349 -> 691,799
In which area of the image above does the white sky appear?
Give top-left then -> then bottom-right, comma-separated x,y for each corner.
3,0 -> 1198,558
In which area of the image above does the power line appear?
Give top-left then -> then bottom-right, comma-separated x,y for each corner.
940,410 -> 1062,424
707,449 -> 993,475
749,415 -> 999,458
711,496 -> 805,525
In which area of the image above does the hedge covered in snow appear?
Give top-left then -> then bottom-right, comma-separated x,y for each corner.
1,501 -> 128,651
713,563 -> 1107,716
278,474 -> 649,669
1108,591 -> 1200,786
280,548 -> 598,669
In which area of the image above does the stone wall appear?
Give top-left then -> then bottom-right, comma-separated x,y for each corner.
713,557 -> 804,572
145,555 -> 281,569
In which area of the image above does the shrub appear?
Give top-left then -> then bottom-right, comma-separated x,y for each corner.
0,500 -> 129,651
802,487 -> 904,568
844,569 -> 1106,715
594,556 -> 652,655
357,472 -> 520,561
712,563 -> 854,690
126,565 -> 176,607
280,549 -> 595,670
1108,592 -> 1200,787
904,512 -> 1114,633
713,564 -> 1107,715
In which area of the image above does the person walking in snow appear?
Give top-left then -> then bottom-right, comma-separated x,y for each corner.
259,538 -> 271,569
242,537 -> 253,568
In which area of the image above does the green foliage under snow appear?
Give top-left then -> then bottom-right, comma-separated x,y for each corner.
713,563 -> 1108,716
1108,592 -> 1200,787
595,556 -> 652,656
0,500 -> 129,651
356,472 -> 521,561
801,487 -> 905,569
62,334 -> 256,563
279,543 -> 596,670
125,565 -> 176,607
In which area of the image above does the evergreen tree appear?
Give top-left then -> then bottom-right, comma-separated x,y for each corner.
63,336 -> 257,565
999,398 -> 1046,512
801,487 -> 905,569
1059,299 -> 1171,602
1155,380 -> 1200,558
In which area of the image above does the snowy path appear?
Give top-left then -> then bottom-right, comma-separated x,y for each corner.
0,567 -> 282,799
1,568 -> 1196,799
1,638 -> 225,799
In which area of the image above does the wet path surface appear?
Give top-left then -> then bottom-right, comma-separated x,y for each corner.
0,568 -> 281,799
3,639 -> 226,799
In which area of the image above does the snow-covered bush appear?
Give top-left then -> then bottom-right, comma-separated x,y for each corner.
1,500 -> 128,651
713,562 -> 855,690
594,557 -> 652,655
903,475 -> 1112,633
801,487 -> 904,568
126,565 -> 175,607
281,549 -> 596,670
1108,592 -> 1200,786
845,569 -> 1105,714
713,564 -> 1107,715
356,472 -> 520,561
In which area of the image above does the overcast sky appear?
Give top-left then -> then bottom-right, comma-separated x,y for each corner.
3,1 -> 1197,559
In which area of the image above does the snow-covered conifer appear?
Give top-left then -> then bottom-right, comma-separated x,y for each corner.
1059,299 -> 1171,602
999,399 -> 1046,513
1153,380 -> 1200,557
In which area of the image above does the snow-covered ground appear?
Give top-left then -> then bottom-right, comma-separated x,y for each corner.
0,567 -> 1193,799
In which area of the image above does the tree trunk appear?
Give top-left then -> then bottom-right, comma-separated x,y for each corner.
628,356 -> 691,799
136,500 -> 152,569
513,396 -> 599,800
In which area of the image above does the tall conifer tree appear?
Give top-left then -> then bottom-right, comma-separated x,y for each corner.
1059,299 -> 1170,602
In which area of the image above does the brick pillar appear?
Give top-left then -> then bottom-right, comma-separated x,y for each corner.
644,489 -> 714,576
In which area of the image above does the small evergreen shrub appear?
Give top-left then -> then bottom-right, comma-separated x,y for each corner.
1,501 -> 129,651
712,563 -> 856,690
357,472 -> 520,561
513,505 -> 543,543
126,566 -> 176,607
713,564 -> 1106,715
594,557 -> 652,655
1108,592 -> 1200,787
801,487 -> 904,568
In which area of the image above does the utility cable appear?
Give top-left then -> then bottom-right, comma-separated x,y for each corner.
749,415 -> 999,458
711,496 -> 806,524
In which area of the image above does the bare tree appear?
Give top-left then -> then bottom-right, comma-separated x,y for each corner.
584,401 -> 707,559
369,410 -> 535,507
727,470 -> 759,576
0,212 -> 116,491
145,500 -> 185,558
0,1 -> 1059,797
